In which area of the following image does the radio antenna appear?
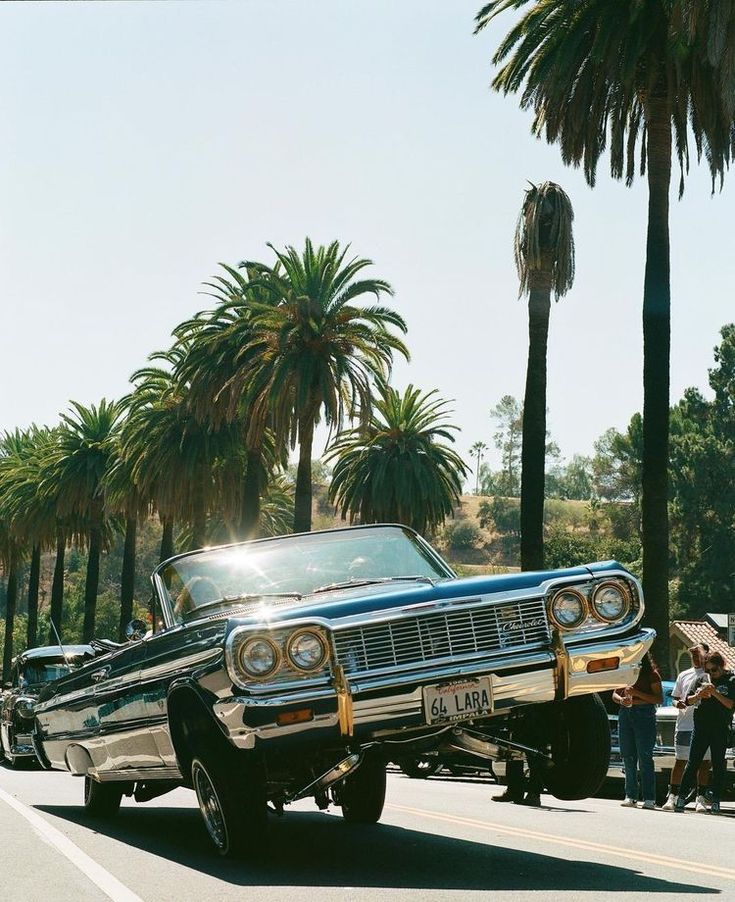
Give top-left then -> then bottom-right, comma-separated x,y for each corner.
49,617 -> 71,667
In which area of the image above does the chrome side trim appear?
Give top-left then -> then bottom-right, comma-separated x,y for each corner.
90,766 -> 183,783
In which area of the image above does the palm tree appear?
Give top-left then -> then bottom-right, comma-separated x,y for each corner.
514,181 -> 575,570
52,400 -> 121,642
103,433 -> 149,641
0,427 -> 59,647
469,440 -> 489,494
123,346 -> 244,555
0,432 -> 26,680
172,264 -> 285,540
475,0 -> 735,665
327,380 -> 469,536
238,239 -> 409,533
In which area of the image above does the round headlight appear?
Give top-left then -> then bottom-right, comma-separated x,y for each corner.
238,636 -> 280,679
591,582 -> 630,622
549,588 -> 587,629
287,630 -> 329,672
16,698 -> 35,719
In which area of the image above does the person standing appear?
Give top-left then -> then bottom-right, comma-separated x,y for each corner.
662,643 -> 711,812
613,653 -> 663,809
675,652 -> 735,815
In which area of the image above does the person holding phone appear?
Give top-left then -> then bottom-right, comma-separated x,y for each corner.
674,652 -> 735,815
613,653 -> 663,809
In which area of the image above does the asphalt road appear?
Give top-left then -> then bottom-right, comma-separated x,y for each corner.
0,763 -> 733,902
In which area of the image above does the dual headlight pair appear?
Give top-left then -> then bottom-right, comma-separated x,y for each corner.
548,579 -> 633,630
236,628 -> 330,680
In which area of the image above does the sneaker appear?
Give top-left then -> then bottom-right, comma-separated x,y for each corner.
711,800 -> 721,815
674,796 -> 686,813
695,795 -> 710,814
620,798 -> 638,808
642,800 -> 656,810
662,794 -> 676,811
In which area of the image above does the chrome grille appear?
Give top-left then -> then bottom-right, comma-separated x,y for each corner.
333,597 -> 549,676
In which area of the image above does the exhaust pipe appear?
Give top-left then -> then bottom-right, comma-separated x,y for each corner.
441,727 -> 550,762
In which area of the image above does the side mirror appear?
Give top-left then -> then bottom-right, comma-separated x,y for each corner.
125,619 -> 148,642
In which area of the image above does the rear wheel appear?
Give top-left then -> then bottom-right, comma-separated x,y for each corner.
191,748 -> 268,858
543,693 -> 611,801
83,777 -> 124,816
337,752 -> 387,824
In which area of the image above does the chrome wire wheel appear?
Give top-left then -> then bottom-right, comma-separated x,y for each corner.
193,760 -> 228,852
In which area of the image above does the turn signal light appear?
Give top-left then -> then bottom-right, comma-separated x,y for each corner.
276,708 -> 314,726
587,657 -> 620,673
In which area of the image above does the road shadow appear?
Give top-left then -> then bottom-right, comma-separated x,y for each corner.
36,803 -> 718,894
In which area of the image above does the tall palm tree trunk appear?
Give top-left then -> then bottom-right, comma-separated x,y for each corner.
239,448 -> 262,539
641,97 -> 672,675
49,530 -> 66,643
118,514 -> 137,640
293,414 -> 315,533
2,556 -> 19,684
26,543 -> 41,648
159,517 -> 174,563
190,478 -> 207,551
82,517 -> 103,643
520,268 -> 552,571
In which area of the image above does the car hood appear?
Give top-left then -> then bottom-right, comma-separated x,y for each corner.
220,560 -> 626,630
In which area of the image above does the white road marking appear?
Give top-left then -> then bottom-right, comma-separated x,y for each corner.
0,784 -> 144,902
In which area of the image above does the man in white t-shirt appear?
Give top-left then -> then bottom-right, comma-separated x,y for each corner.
661,643 -> 712,812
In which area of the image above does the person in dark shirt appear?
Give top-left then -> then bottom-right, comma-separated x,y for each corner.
674,652 -> 735,815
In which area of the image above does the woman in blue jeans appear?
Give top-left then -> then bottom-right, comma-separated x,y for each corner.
613,653 -> 663,809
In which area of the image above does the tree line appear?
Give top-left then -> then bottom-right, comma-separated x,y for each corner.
0,240 -> 468,681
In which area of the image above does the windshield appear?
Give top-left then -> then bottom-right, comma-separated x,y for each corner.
20,661 -> 74,686
158,526 -> 451,622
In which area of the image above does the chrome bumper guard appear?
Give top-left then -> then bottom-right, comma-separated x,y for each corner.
215,627 -> 656,750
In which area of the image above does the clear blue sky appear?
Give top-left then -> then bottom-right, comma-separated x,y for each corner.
1,0 -> 733,475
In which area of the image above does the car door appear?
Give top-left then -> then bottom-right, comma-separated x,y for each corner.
88,640 -> 155,776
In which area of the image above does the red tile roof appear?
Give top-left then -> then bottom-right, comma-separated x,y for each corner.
671,620 -> 735,670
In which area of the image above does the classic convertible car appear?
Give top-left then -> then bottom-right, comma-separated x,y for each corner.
1,645 -> 94,767
34,525 -> 654,856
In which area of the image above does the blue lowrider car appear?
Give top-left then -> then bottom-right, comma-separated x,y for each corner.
34,524 -> 654,857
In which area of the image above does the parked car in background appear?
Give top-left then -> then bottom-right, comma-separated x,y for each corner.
34,525 -> 654,857
1,645 -> 95,767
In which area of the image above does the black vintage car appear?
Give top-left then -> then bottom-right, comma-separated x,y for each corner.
34,525 -> 654,857
1,645 -> 94,767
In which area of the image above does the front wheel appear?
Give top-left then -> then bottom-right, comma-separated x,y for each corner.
83,777 -> 124,816
337,753 -> 387,824
191,750 -> 268,858
543,693 -> 611,801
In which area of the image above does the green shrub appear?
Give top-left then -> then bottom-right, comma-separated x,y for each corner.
443,519 -> 483,551
479,497 -> 520,536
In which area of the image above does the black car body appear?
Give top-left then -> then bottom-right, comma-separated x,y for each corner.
1,645 -> 94,766
34,525 -> 655,856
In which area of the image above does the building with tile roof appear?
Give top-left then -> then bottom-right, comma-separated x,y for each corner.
670,620 -> 735,676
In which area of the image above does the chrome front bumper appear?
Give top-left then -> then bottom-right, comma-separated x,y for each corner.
215,627 -> 655,750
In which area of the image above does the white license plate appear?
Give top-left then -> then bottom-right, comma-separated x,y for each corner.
423,678 -> 493,725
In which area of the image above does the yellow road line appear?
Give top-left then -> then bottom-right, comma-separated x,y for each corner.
387,803 -> 735,882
